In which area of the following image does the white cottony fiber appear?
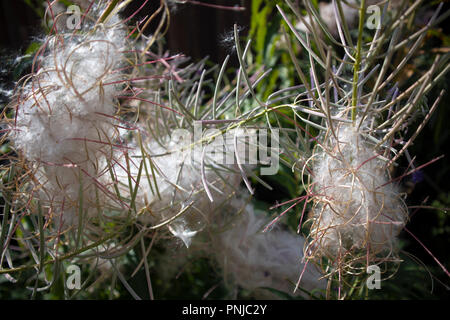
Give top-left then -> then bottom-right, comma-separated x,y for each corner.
11,6 -> 127,225
112,134 -> 241,247
308,122 -> 408,260
215,200 -> 325,298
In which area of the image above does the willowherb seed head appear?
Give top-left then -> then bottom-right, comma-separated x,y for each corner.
7,4 -> 129,226
111,132 -> 241,247
215,198 -> 325,298
306,121 -> 408,273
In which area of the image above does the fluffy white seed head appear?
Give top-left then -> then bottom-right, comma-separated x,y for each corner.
10,6 -> 127,226
215,199 -> 325,298
112,133 -> 241,247
307,122 -> 408,268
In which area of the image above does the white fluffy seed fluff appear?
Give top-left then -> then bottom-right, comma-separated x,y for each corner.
12,8 -> 127,225
215,199 -> 325,298
308,122 -> 408,261
112,134 -> 241,247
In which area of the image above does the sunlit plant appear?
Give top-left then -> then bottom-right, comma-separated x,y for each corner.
0,0 -> 448,300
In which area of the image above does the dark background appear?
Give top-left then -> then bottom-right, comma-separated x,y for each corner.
0,0 -> 251,63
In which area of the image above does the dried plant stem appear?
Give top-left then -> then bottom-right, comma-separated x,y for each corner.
351,0 -> 366,123
97,0 -> 121,24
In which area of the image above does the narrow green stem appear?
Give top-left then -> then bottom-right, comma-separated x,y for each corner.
97,0 -> 120,24
351,0 -> 366,123
181,105 -> 287,153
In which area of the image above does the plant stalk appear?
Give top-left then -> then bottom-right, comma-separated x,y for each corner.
97,0 -> 120,24
351,0 -> 366,123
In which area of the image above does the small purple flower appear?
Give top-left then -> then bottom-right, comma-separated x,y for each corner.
411,170 -> 424,184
